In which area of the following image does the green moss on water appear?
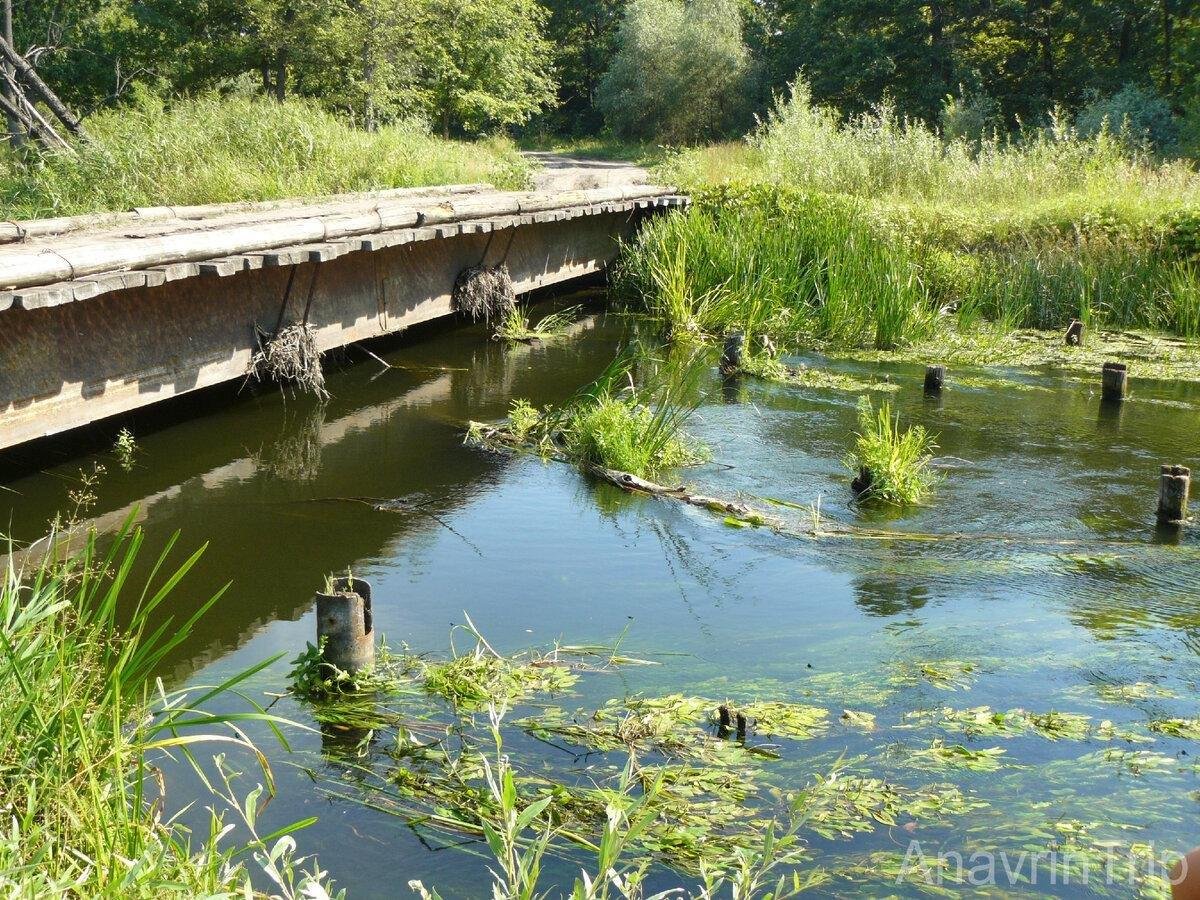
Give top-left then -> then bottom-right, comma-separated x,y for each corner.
835,326 -> 1200,383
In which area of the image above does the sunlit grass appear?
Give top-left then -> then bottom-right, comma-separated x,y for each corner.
0,95 -> 530,218
843,397 -> 938,506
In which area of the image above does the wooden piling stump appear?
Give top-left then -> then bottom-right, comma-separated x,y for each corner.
1157,465 -> 1191,527
315,576 -> 375,674
1064,319 -> 1084,346
924,365 -> 946,395
1101,362 -> 1128,402
719,331 -> 745,376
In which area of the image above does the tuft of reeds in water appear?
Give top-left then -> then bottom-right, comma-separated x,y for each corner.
492,304 -> 581,342
454,264 -> 516,323
844,397 -> 938,505
474,347 -> 709,479
617,197 -> 941,351
249,323 -> 329,399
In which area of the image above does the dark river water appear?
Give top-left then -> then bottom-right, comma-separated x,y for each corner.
4,297 -> 1200,897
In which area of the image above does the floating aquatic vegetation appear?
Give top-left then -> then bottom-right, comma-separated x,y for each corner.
891,659 -> 978,692
793,763 -> 985,840
840,709 -> 877,731
742,701 -> 830,740
1149,717 -> 1200,740
904,705 -> 1152,743
894,739 -> 1008,772
422,642 -> 577,711
840,850 -> 966,896
523,694 -> 814,764
1096,681 -> 1178,704
736,352 -> 899,394
1084,748 -> 1180,777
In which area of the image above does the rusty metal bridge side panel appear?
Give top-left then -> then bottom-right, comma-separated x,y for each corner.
0,211 -> 631,451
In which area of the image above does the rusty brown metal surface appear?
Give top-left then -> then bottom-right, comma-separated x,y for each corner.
0,208 -> 651,451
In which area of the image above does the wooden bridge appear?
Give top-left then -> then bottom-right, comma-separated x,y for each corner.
0,176 -> 685,452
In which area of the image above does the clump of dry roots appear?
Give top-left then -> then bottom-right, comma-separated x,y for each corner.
453,264 -> 515,322
249,323 -> 330,399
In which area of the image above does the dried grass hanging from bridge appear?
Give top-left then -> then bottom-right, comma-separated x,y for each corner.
453,264 -> 515,322
249,323 -> 330,400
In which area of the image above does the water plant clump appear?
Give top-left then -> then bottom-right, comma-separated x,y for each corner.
844,397 -> 938,505
469,349 -> 709,479
492,304 -> 581,342
736,350 -> 900,393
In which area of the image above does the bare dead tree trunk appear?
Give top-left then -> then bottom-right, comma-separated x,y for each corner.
2,0 -> 22,149
0,36 -> 87,140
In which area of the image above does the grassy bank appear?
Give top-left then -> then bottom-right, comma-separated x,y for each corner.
0,96 -> 531,219
620,83 -> 1200,363
0,522 -> 326,897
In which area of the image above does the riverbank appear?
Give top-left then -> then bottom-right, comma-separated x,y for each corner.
0,96 -> 531,220
617,84 -> 1200,366
0,522 -> 329,897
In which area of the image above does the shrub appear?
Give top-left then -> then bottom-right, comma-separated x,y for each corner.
1077,83 -> 1180,155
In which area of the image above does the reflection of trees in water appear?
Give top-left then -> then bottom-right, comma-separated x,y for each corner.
254,402 -> 327,482
852,575 -> 930,617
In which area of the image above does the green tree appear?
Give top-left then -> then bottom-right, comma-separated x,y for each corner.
417,0 -> 557,136
597,0 -> 753,143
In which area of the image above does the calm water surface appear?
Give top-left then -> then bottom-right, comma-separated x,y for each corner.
4,299 -> 1199,897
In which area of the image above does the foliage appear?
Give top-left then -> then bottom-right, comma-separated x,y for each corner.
616,191 -> 941,350
596,0 -> 753,143
0,522 -> 333,897
493,305 -> 582,342
0,95 -> 529,219
843,398 -> 938,506
1077,83 -> 1180,154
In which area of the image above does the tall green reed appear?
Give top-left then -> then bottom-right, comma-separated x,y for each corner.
0,520 -> 328,897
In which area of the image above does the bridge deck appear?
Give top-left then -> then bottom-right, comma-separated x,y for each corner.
0,182 -> 687,452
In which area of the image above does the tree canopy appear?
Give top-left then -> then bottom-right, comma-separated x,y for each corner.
6,0 -> 1200,148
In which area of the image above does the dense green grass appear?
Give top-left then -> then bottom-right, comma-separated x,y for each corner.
0,96 -> 531,219
624,84 -> 1200,351
0,522 -> 325,897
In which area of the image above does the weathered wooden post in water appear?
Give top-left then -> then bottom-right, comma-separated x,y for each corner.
924,365 -> 946,395
1101,362 -> 1128,402
720,331 -> 745,376
1157,466 -> 1191,527
316,576 -> 375,673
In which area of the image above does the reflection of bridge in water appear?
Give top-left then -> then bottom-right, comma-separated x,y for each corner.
0,309 -> 616,680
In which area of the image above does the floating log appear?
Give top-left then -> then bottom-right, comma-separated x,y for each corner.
1101,361 -> 1128,402
316,576 -> 375,674
1157,465 -> 1191,527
